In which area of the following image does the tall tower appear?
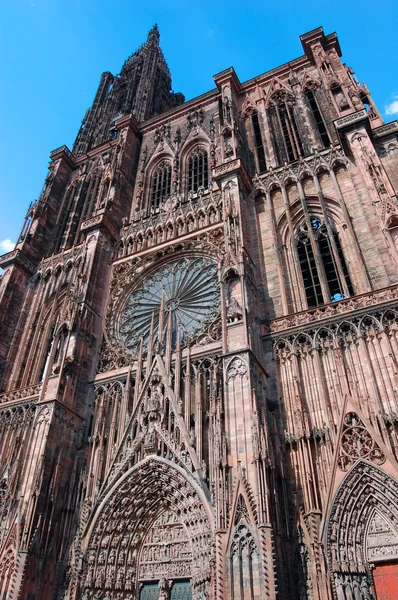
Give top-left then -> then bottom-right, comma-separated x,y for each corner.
1,25 -> 398,600
74,25 -> 184,154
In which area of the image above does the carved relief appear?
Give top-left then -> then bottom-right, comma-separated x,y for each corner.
367,510 -> 398,562
226,356 -> 248,380
138,508 -> 192,581
327,462 -> 398,598
80,457 -> 212,598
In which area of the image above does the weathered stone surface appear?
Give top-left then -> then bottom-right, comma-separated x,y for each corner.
0,24 -> 398,600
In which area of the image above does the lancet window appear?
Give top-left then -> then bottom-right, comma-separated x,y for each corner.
251,112 -> 267,173
229,523 -> 261,600
187,147 -> 209,193
296,217 -> 353,307
268,94 -> 304,165
150,161 -> 172,211
38,324 -> 56,381
305,90 -> 330,148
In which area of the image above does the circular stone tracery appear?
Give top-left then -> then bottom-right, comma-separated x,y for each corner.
119,257 -> 220,352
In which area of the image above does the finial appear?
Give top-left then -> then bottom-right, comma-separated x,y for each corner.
147,23 -> 160,46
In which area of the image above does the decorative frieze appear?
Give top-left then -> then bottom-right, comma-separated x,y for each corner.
0,384 -> 41,405
0,248 -> 36,273
334,108 -> 368,129
267,284 -> 398,336
372,121 -> 398,138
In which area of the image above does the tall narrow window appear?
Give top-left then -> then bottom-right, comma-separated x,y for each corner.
296,217 -> 353,307
268,96 -> 304,165
305,90 -> 330,148
297,233 -> 323,307
277,102 -> 303,161
188,148 -> 209,193
251,113 -> 266,172
150,162 -> 172,211
38,325 -> 55,381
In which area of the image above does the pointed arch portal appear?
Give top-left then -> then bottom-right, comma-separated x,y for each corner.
80,456 -> 213,599
327,461 -> 398,600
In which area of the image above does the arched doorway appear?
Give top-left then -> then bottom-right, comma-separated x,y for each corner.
80,456 -> 213,599
327,461 -> 398,599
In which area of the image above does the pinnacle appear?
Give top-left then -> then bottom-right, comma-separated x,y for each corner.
147,23 -> 160,46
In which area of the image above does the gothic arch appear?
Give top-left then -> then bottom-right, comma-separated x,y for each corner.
277,195 -> 343,246
326,460 -> 398,599
227,495 -> 262,600
144,153 -> 174,183
0,546 -> 16,598
179,133 -> 211,166
80,455 -> 214,598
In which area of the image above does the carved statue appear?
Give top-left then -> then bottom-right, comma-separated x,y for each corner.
344,575 -> 354,600
158,577 -> 169,600
352,576 -> 362,600
334,574 -> 345,600
227,297 -> 243,323
223,96 -> 232,123
360,577 -> 372,600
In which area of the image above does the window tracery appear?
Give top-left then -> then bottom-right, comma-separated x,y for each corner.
229,521 -> 260,600
268,92 -> 304,164
296,217 -> 353,307
305,90 -> 330,148
337,412 -> 385,471
251,113 -> 267,173
150,161 -> 172,212
187,147 -> 209,194
118,257 -> 220,353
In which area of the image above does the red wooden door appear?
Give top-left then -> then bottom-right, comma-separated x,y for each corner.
373,563 -> 398,600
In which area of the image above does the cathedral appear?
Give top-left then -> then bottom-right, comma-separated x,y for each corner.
1,23 -> 398,600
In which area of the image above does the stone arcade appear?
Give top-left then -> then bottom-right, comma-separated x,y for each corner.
0,24 -> 398,600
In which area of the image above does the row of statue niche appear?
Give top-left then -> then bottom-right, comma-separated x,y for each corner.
334,573 -> 373,600
140,543 -> 191,562
144,527 -> 187,544
139,559 -> 191,579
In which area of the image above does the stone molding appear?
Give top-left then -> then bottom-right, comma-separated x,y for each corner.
334,109 -> 368,130
0,249 -> 36,274
266,284 -> 398,336
80,212 -> 119,241
372,121 -> 398,138
0,384 -> 41,405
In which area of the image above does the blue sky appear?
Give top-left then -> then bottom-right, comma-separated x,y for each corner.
1,0 -> 397,253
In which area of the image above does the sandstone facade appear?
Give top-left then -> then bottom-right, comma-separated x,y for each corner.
0,25 -> 398,600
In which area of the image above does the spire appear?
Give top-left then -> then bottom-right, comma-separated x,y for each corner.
147,23 -> 160,47
73,24 -> 184,154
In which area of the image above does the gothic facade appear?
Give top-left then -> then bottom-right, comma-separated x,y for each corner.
1,24 -> 398,600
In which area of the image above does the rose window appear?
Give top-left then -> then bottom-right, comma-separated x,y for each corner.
119,257 -> 220,351
337,412 -> 385,471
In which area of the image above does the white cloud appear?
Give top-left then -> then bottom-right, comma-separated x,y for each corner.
385,96 -> 398,116
0,239 -> 15,253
